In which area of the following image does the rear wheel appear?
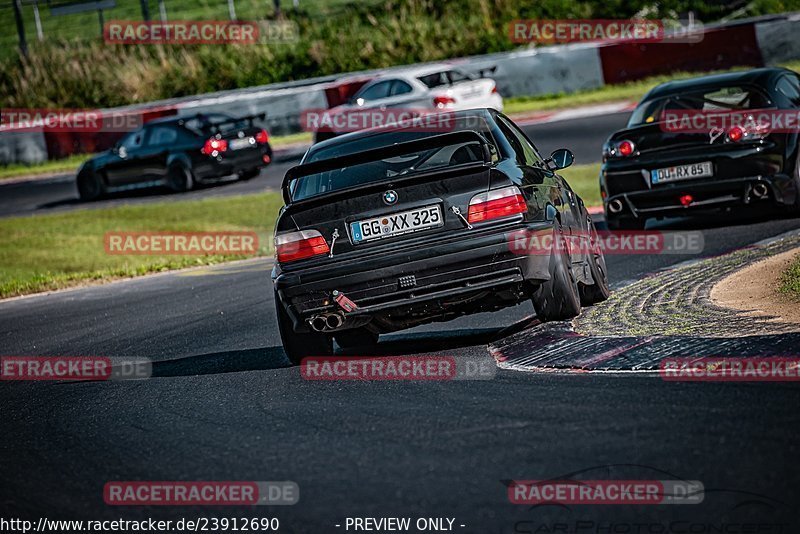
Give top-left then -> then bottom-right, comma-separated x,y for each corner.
76,168 -> 104,201
167,164 -> 194,192
275,290 -> 332,366
335,328 -> 379,350
579,218 -> 610,306
532,221 -> 581,321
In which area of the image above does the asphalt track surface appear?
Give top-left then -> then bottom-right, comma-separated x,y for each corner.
2,109 -> 800,530
0,112 -> 629,219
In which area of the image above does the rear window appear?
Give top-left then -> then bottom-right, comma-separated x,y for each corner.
291,140 -> 485,201
417,69 -> 473,89
183,114 -> 250,135
628,85 -> 773,127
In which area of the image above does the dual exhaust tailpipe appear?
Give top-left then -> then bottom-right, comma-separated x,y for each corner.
309,313 -> 345,332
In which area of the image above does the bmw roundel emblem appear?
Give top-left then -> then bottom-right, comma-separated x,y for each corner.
383,190 -> 398,205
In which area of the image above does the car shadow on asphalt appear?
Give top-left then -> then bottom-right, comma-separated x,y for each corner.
646,207 -> 800,231
148,346 -> 291,377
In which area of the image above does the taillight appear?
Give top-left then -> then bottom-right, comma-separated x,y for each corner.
726,122 -> 770,143
433,96 -> 456,109
201,137 -> 228,156
491,85 -> 499,94
275,230 -> 329,263
467,186 -> 527,224
255,129 -> 269,144
617,140 -> 635,156
727,126 -> 744,142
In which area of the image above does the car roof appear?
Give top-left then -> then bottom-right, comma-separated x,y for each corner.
642,67 -> 792,101
365,63 -> 462,82
144,113 -> 234,127
305,108 -> 497,159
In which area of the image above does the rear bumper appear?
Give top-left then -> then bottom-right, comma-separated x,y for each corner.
274,220 -> 553,333
194,144 -> 272,182
604,173 -> 797,220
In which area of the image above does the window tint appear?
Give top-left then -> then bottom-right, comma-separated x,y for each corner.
776,75 -> 800,106
417,72 -> 448,89
446,70 -> 472,84
147,126 -> 178,146
119,131 -> 143,151
390,80 -> 413,96
628,85 -> 773,126
497,116 -> 541,166
356,81 -> 393,102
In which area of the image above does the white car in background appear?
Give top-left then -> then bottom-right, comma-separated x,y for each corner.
314,64 -> 503,142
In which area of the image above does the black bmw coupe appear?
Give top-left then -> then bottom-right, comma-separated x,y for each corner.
272,108 -> 609,364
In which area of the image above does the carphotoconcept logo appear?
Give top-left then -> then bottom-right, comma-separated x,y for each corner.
104,231 -> 259,255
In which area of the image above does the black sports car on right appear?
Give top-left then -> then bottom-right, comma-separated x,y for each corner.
600,68 -> 800,229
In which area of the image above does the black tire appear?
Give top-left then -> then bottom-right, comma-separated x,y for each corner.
782,147 -> 800,216
606,215 -> 645,231
275,291 -> 332,366
579,218 -> 610,306
531,220 -> 582,321
76,168 -> 104,201
239,168 -> 260,181
167,164 -> 194,193
335,328 -> 379,350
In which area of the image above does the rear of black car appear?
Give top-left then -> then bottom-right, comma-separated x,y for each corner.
272,114 -> 555,362
188,114 -> 273,183
600,70 -> 800,229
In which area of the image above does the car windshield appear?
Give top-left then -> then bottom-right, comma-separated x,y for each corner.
627,85 -> 773,127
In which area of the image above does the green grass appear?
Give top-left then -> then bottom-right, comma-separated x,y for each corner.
0,153 -> 90,181
779,253 -> 800,300
271,131 -> 312,147
1,0 -> 381,56
560,162 -> 601,207
0,192 -> 283,299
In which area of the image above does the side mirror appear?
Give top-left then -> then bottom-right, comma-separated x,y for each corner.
548,148 -> 574,170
